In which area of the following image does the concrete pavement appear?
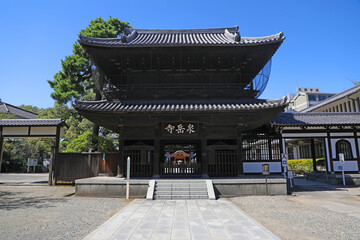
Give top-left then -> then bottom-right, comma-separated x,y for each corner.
0,173 -> 48,184
83,199 -> 280,240
291,177 -> 360,220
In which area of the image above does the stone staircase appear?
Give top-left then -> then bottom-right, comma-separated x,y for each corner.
149,180 -> 214,200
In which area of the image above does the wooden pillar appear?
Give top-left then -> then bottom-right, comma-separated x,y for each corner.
279,134 -> 285,173
153,126 -> 160,178
237,127 -> 243,176
327,130 -> 334,172
310,139 -> 317,172
55,126 -> 60,154
268,139 -> 273,161
0,126 -> 3,173
353,128 -> 360,172
201,125 -> 208,178
48,145 -> 55,186
52,125 -> 61,185
117,127 -> 124,177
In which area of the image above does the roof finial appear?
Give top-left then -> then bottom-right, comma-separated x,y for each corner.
121,34 -> 127,43
235,32 -> 241,42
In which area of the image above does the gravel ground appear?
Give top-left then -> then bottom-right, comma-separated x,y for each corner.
0,185 -> 130,240
230,188 -> 360,240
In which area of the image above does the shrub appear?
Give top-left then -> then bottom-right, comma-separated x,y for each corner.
287,158 -> 325,175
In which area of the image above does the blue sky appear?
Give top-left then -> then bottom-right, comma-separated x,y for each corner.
0,0 -> 359,108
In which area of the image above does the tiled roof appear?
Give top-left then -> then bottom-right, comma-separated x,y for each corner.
301,85 -> 360,113
271,112 -> 360,126
73,98 -> 287,113
0,119 -> 65,126
79,26 -> 284,47
0,102 -> 38,119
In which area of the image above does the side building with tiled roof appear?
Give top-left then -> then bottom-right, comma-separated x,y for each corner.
0,102 -> 38,119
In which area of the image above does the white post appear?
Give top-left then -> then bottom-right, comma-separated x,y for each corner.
126,156 -> 130,199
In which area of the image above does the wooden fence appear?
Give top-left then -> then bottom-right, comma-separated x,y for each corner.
54,152 -> 119,183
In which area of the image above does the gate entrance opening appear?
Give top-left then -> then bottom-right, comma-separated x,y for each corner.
160,142 -> 201,177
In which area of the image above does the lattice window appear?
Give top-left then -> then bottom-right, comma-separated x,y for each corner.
243,139 -> 269,161
242,138 -> 280,161
336,140 -> 353,159
271,139 -> 281,161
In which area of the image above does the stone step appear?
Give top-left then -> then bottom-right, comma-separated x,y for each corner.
151,180 -> 212,200
155,187 -> 207,191
154,195 -> 209,200
156,184 -> 206,187
155,191 -> 208,195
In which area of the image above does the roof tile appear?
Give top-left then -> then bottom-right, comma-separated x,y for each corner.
73,98 -> 287,113
271,112 -> 360,126
79,27 -> 284,47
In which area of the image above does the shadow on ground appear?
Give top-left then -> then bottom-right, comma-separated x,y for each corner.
0,191 -> 68,210
289,177 -> 353,193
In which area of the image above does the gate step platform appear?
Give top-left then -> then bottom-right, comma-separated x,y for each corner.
147,180 -> 216,200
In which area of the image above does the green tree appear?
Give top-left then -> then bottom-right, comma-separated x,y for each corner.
63,132 -> 116,153
48,16 -> 130,149
18,105 -> 40,114
48,16 -> 130,105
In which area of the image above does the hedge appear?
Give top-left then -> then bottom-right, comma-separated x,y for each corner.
287,158 -> 325,175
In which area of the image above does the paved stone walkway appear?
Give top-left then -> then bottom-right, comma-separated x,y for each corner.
83,199 -> 280,240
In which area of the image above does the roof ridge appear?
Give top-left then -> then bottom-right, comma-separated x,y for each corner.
130,26 -> 239,34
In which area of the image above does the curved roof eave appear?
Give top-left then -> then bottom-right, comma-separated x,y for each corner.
72,97 -> 288,114
78,28 -> 285,48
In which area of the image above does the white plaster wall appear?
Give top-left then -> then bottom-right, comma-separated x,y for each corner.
333,161 -> 359,172
30,127 -> 57,135
2,127 -> 29,135
60,127 -> 65,138
282,133 -> 327,138
330,132 -> 354,137
243,162 -> 282,173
